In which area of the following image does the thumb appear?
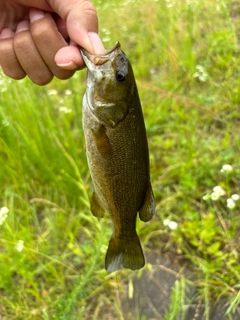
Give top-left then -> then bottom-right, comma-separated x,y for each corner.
47,0 -> 104,54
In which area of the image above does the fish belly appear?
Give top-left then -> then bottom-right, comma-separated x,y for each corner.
83,92 -> 154,271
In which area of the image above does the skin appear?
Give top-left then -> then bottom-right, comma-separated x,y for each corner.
0,0 -> 105,85
82,44 -> 155,271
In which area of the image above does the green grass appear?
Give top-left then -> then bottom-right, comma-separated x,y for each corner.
1,0 -> 240,318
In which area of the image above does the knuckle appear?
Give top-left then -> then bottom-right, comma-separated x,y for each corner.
30,19 -> 49,40
55,70 -> 75,80
82,0 -> 97,14
2,68 -> 26,80
13,31 -> 31,51
30,14 -> 61,43
30,72 -> 53,86
0,38 -> 26,80
81,1 -> 98,24
0,38 -> 13,54
30,16 -> 67,64
12,31 -> 54,85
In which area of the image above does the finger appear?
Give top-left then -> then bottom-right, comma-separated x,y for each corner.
48,0 -> 105,54
0,28 -> 15,39
55,34 -> 105,70
14,21 -> 53,85
55,41 -> 84,70
29,9 -> 74,80
52,14 -> 69,41
0,1 -> 53,31
87,32 -> 105,54
0,28 -> 26,80
66,7 -> 105,54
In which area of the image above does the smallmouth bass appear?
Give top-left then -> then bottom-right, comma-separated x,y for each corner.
81,42 -> 155,272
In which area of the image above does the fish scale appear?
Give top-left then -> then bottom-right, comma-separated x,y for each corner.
81,42 -> 155,272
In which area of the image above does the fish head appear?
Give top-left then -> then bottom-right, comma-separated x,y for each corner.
81,42 -> 135,127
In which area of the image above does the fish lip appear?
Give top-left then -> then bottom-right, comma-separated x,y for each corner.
80,42 -> 121,66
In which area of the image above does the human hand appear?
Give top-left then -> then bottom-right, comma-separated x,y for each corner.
0,0 -> 105,85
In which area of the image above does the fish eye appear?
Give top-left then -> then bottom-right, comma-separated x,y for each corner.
115,70 -> 126,82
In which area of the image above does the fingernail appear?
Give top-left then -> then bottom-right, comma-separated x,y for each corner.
88,32 -> 105,54
0,28 -> 14,39
29,9 -> 45,23
56,61 -> 79,70
16,21 -> 30,34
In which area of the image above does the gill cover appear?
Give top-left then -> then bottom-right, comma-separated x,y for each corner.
81,42 -> 134,127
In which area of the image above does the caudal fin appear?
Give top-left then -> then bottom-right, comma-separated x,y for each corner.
105,234 -> 145,272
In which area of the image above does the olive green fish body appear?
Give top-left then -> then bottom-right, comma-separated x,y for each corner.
81,43 -> 155,272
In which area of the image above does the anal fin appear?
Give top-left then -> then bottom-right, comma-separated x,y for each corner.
139,182 -> 155,222
90,192 -> 105,218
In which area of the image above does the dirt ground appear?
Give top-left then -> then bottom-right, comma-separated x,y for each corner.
121,251 -> 240,320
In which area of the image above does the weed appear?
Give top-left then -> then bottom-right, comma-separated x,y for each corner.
1,0 -> 240,319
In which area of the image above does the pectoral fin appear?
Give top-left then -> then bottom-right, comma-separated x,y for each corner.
90,192 -> 105,218
139,182 -> 155,222
92,123 -> 111,154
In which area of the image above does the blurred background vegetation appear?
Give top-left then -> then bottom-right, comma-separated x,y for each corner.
1,0 -> 240,318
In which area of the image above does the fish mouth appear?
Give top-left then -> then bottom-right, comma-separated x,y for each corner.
81,42 -> 121,66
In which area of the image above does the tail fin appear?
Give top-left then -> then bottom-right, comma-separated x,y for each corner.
105,234 -> 145,272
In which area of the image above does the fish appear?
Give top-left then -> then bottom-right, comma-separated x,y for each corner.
81,42 -> 155,272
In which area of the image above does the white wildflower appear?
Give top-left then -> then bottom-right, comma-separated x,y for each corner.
203,194 -> 210,201
231,194 -> 240,201
59,106 -> 72,114
1,120 -> 9,127
210,192 -> 220,201
193,65 -> 208,82
0,206 -> 9,215
220,164 -> 233,173
16,240 -> 24,252
213,185 -> 226,196
65,89 -> 72,95
100,244 -> 107,254
227,198 -> 236,209
102,36 -> 111,43
101,27 -> 111,35
48,89 -> 58,95
0,206 -> 9,225
165,0 -> 173,8
163,219 -> 178,230
163,218 -> 171,226
150,68 -> 159,75
168,221 -> 178,230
